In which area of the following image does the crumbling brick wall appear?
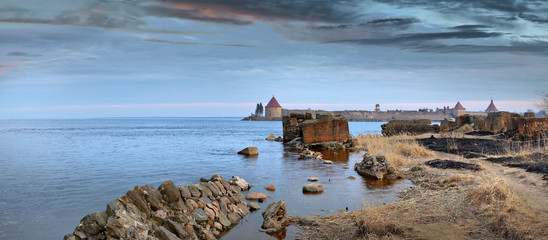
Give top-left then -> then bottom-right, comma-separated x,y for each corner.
282,113 -> 350,144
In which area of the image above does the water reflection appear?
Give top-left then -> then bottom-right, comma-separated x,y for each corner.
223,146 -> 412,240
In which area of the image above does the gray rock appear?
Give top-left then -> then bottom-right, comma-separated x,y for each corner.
207,182 -> 219,197
261,200 -> 288,231
192,208 -> 209,223
248,202 -> 261,211
106,199 -> 120,217
237,192 -> 245,203
164,219 -> 189,239
228,176 -> 251,191
354,154 -> 398,180
153,226 -> 179,240
178,185 -> 192,199
197,182 -> 213,197
77,211 -> 108,235
218,211 -> 232,228
188,185 -> 201,198
302,184 -> 324,193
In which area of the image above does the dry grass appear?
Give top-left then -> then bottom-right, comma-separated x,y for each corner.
355,207 -> 406,240
354,133 -> 436,167
468,176 -> 542,240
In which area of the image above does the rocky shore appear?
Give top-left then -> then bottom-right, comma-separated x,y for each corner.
64,175 -> 252,240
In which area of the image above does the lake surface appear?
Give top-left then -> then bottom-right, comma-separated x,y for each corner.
0,118 -> 411,240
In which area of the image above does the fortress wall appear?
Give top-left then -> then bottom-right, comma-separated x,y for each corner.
283,109 -> 452,122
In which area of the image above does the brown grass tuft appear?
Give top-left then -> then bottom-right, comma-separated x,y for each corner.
355,208 -> 406,239
355,133 -> 436,167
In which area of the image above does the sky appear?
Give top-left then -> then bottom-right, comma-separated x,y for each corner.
0,0 -> 547,118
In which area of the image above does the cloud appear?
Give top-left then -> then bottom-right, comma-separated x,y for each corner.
6,52 -> 41,57
0,59 -> 28,74
1,0 -> 547,55
140,38 -> 254,47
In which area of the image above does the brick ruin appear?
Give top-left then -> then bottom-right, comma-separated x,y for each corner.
282,113 -> 352,147
441,111 -> 548,140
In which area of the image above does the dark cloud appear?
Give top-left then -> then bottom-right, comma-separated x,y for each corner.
519,12 -> 548,24
373,0 -> 534,13
141,38 -> 254,47
329,30 -> 503,45
311,18 -> 418,30
7,52 -> 41,57
449,25 -> 490,30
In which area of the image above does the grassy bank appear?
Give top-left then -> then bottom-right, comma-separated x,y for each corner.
297,134 -> 548,240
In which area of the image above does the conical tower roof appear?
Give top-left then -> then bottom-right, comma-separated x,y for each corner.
485,99 -> 498,112
265,96 -> 281,108
454,101 -> 465,110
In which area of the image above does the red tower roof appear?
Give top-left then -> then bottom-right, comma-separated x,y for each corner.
453,101 -> 465,110
265,96 -> 281,108
485,99 -> 498,112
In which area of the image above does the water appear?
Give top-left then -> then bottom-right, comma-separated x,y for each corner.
0,118 -> 411,240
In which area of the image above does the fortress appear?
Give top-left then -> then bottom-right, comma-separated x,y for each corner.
243,96 -> 501,122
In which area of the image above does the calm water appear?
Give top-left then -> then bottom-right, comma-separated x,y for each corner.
0,118 -> 411,240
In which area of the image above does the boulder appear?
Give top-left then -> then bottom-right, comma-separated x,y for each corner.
323,160 -> 333,164
265,133 -> 277,141
261,200 -> 288,232
237,147 -> 258,156
245,192 -> 267,201
347,176 -> 357,180
354,154 -> 398,180
264,184 -> 275,191
302,184 -> 324,193
228,176 -> 251,191
307,177 -> 319,182
158,180 -> 182,204
141,185 -> 164,211
75,211 -> 108,237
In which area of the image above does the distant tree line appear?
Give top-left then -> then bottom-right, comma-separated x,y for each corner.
255,102 -> 264,116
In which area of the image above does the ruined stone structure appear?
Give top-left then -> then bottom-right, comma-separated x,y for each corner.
264,96 -> 282,118
282,113 -> 352,147
441,112 -> 548,140
381,119 -> 440,136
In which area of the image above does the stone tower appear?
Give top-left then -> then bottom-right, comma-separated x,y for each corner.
485,99 -> 499,112
452,101 -> 466,117
265,96 -> 282,118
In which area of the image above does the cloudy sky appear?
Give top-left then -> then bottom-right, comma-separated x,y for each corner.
1,0 -> 547,118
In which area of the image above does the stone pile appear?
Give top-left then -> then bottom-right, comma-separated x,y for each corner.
64,175 -> 251,240
354,154 -> 398,180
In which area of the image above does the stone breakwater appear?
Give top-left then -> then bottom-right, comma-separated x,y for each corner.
64,175 -> 251,240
